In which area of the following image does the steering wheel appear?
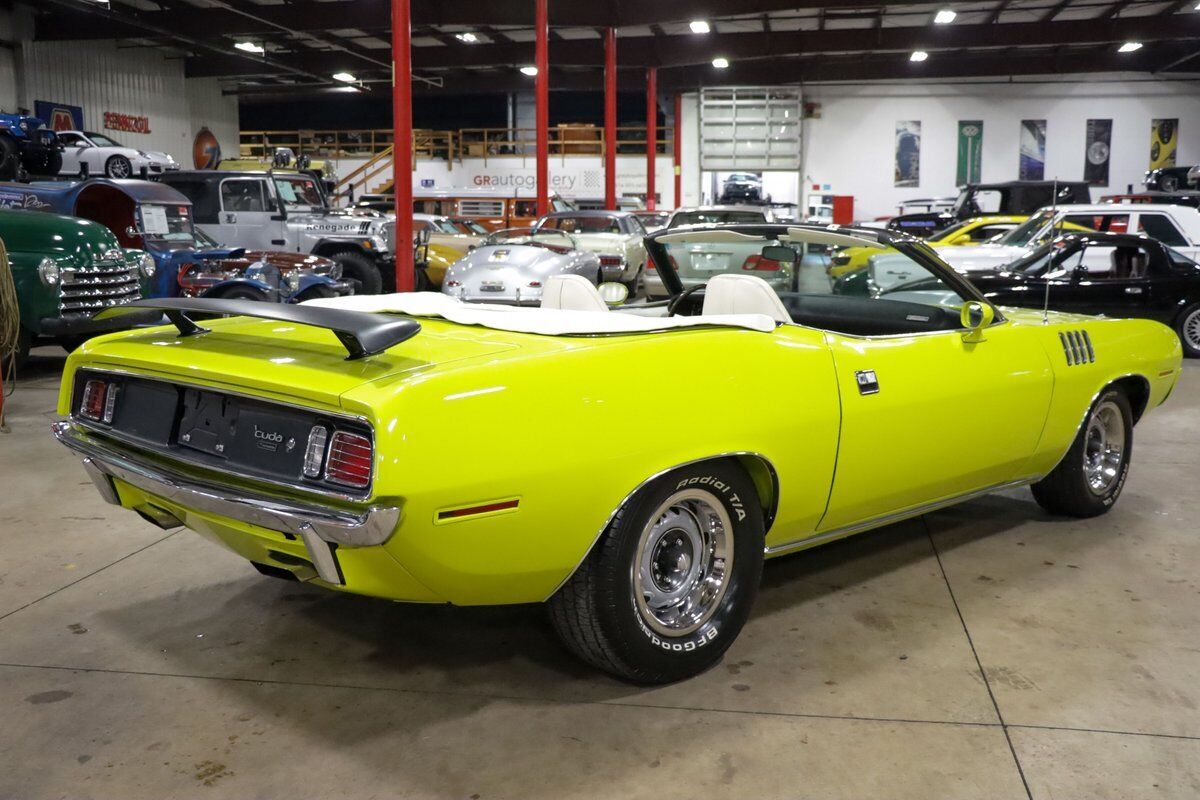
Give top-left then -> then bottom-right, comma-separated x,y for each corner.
667,283 -> 706,317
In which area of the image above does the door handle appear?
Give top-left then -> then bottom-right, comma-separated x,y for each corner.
271,239 -> 286,246
225,213 -> 237,224
1125,287 -> 1144,295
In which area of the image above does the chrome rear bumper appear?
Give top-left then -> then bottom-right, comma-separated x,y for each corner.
51,421 -> 401,585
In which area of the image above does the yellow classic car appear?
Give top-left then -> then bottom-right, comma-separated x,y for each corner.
52,223 -> 1182,684
829,215 -> 1029,277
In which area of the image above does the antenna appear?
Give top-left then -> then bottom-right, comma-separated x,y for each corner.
1042,177 -> 1059,325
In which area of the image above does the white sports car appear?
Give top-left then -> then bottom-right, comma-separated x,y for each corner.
55,130 -> 179,178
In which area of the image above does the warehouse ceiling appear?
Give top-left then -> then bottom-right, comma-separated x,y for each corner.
28,0 -> 1200,96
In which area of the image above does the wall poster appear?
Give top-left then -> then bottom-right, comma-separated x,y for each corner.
1018,119 -> 1046,180
1149,119 -> 1178,170
894,121 -> 921,187
1083,119 -> 1112,186
956,121 -> 983,185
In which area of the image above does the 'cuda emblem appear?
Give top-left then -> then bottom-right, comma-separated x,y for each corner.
254,425 -> 286,451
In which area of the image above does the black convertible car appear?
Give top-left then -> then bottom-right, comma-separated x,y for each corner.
969,233 -> 1200,356
838,231 -> 1200,356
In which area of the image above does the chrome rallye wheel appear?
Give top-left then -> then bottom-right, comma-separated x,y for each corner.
549,460 -> 764,683
1032,388 -> 1133,518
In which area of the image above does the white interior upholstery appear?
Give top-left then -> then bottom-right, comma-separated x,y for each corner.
540,274 -> 609,312
305,291 -> 778,335
701,274 -> 792,323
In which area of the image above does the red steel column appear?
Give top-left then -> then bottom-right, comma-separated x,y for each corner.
535,0 -> 549,216
673,94 -> 682,209
392,0 -> 414,291
645,67 -> 657,211
603,27 -> 617,211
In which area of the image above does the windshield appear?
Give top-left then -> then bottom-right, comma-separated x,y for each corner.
928,220 -> 972,243
538,215 -> 622,234
273,175 -> 325,210
670,210 -> 767,228
86,132 -> 122,148
453,218 -> 490,235
483,227 -> 576,251
138,203 -> 198,248
995,209 -> 1056,247
423,216 -> 462,234
653,228 -> 972,325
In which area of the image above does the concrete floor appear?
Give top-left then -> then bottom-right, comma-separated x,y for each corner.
1,348 -> 1198,799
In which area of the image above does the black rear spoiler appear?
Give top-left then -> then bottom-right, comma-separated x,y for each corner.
94,298 -> 421,360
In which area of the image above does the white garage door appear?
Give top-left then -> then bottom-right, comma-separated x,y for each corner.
699,87 -> 802,171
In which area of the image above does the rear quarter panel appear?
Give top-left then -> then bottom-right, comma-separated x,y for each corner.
341,324 -> 841,605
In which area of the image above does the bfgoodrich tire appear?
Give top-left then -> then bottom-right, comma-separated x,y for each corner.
1031,388 -> 1133,518
548,460 -> 765,684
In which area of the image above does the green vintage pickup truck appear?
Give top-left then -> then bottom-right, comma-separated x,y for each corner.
1,207 -> 158,363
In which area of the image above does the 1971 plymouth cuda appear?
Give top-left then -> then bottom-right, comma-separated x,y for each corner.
52,223 -> 1181,683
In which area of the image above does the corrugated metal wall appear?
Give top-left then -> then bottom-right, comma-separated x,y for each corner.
21,39 -> 238,165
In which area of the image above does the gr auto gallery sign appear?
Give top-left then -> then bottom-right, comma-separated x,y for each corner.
103,112 -> 151,135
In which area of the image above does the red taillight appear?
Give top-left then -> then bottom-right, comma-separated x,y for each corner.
324,431 -> 373,489
598,255 -> 624,268
742,255 -> 782,272
80,379 -> 112,422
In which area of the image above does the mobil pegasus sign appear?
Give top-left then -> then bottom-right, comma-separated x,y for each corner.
34,100 -> 84,132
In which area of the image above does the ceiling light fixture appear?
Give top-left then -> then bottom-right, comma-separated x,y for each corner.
234,41 -> 265,55
910,50 -> 929,62
332,72 -> 357,82
1117,42 -> 1143,52
712,57 -> 729,69
690,20 -> 711,34
520,65 -> 538,76
933,9 -> 957,23
455,32 -> 479,43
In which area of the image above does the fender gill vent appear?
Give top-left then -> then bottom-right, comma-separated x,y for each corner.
1059,330 -> 1095,366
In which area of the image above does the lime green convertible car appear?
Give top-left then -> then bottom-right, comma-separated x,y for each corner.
52,224 -> 1182,683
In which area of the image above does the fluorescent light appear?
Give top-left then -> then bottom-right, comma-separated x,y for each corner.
455,32 -> 479,43
689,20 -> 711,33
910,50 -> 929,62
332,72 -> 356,82
234,41 -> 265,54
933,8 -> 957,23
712,57 -> 729,69
520,66 -> 538,76
1118,42 -> 1143,53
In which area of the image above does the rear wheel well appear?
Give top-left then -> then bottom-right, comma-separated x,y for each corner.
1110,376 -> 1150,423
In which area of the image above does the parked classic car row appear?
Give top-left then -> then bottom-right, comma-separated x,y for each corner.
51,222 -> 1181,684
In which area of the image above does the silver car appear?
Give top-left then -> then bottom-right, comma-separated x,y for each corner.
442,228 -> 603,306
644,205 -> 774,298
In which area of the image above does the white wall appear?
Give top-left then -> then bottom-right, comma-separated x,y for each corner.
0,24 -> 239,168
802,78 -> 1200,221
336,153 -> 677,207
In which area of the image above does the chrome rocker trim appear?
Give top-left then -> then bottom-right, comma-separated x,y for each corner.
51,421 -> 401,586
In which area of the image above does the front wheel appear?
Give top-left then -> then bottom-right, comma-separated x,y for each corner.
329,250 -> 383,295
548,460 -> 764,684
105,155 -> 133,178
1031,388 -> 1133,518
1175,303 -> 1200,358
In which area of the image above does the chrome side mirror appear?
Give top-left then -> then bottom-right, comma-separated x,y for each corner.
597,281 -> 629,306
960,300 -> 995,343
